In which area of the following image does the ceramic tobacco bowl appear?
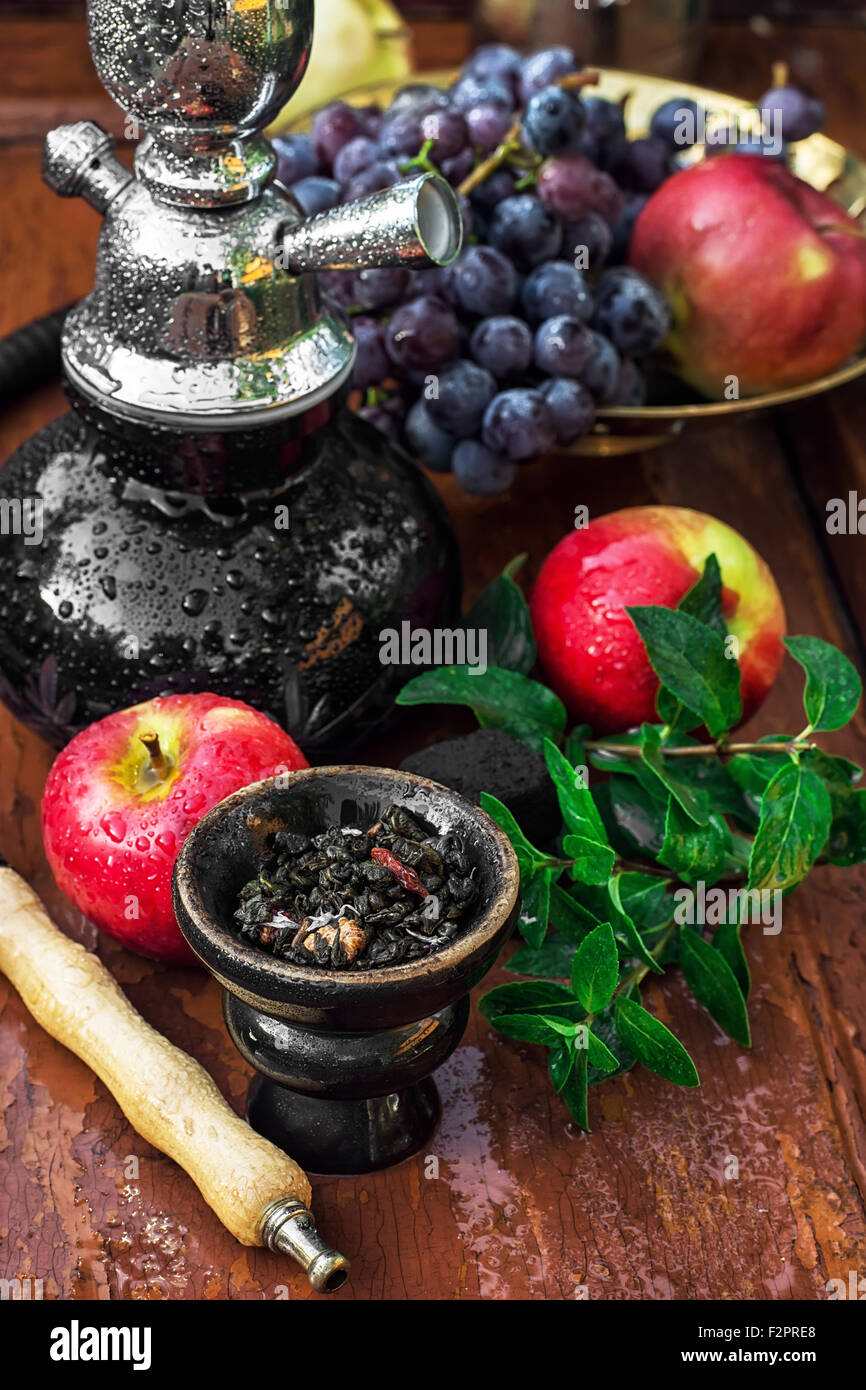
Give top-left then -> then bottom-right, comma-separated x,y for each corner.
172,767 -> 519,1175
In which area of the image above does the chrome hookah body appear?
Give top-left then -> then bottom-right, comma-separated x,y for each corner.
0,0 -> 462,750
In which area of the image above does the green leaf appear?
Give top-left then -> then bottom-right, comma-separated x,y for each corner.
784,635 -> 861,733
639,724 -> 709,825
560,1048 -> 590,1130
479,793 -> 548,879
614,997 -> 700,1087
478,979 -> 580,1022
802,749 -> 866,867
507,933 -> 579,979
595,776 -> 667,859
549,1042 -> 575,1093
678,553 -> 727,637
516,868 -> 551,948
549,882 -> 600,943
565,723 -> 591,769
492,1012 -> 577,1046
570,922 -> 619,1012
608,874 -> 664,974
461,556 -> 536,675
748,763 -> 833,893
574,1024 -> 620,1074
712,918 -> 751,1000
543,738 -> 610,844
585,1003 -> 638,1084
627,606 -> 742,737
397,665 -> 566,752
679,927 -> 751,1045
659,796 -> 731,887
562,832 -> 616,887
617,872 -> 671,930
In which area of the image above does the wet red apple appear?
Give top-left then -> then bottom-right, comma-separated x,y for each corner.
630,155 -> 866,398
530,506 -> 786,735
42,693 -> 308,965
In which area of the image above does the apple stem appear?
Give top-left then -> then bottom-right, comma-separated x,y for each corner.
771,59 -> 789,89
139,731 -> 168,780
816,221 -> 866,242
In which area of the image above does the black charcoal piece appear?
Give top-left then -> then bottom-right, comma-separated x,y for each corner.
400,729 -> 560,845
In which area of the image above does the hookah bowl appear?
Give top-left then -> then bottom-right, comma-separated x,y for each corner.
172,767 -> 519,1174
0,0 -> 463,751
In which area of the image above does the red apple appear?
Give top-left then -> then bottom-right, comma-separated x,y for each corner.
629,155 -> 866,398
530,506 -> 786,735
42,693 -> 308,965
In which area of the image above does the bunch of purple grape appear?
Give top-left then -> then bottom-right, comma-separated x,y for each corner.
272,44 -> 823,496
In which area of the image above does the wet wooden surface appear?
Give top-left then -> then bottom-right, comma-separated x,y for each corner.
1,15 -> 865,1302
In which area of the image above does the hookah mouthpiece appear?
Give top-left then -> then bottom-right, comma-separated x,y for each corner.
260,1199 -> 351,1294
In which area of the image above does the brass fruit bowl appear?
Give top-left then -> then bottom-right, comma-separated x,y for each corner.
292,68 -> 866,457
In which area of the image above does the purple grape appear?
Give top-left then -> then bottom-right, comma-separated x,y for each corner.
420,109 -> 469,161
534,316 -> 595,377
319,269 -> 357,310
614,136 -> 672,194
522,261 -> 593,326
273,134 -> 319,186
449,246 -> 518,316
563,213 -> 613,271
405,398 -> 455,472
379,114 -> 425,159
650,96 -> 703,149
706,128 -> 786,159
482,389 -> 556,461
312,102 -> 364,166
342,160 -> 402,202
539,378 -> 596,444
609,192 -> 648,263
519,47 -> 580,104
488,194 -> 563,270
441,149 -> 475,187
578,331 -> 621,403
427,359 -> 498,439
354,267 -> 411,311
613,357 -> 648,406
333,136 -> 381,184
593,268 -> 671,357
385,296 -> 461,373
387,84 -> 451,121
465,103 -> 512,153
451,73 -> 515,115
352,317 -> 390,389
577,96 -> 628,171
452,441 -> 516,496
463,43 -> 523,95
470,316 -> 533,378
522,86 -> 585,157
537,154 -> 625,227
758,83 -> 824,144
469,167 -> 517,217
291,176 -> 341,217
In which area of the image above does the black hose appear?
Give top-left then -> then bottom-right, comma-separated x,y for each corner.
0,305 -> 73,406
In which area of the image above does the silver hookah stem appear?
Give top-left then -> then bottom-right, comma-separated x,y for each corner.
260,1199 -> 351,1294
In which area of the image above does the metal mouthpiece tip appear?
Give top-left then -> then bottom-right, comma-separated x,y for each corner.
414,173 -> 463,267
261,1198 -> 351,1294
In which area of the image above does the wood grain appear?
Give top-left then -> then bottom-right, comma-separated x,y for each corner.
1,13 -> 865,1303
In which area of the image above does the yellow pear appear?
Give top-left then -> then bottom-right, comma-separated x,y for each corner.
269,0 -> 412,133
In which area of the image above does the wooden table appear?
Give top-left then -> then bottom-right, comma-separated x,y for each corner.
1,13 -> 865,1303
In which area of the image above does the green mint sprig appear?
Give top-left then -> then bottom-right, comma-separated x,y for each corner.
396,555 -> 865,1131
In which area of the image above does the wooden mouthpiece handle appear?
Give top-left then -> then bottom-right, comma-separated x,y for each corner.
0,866 -> 313,1249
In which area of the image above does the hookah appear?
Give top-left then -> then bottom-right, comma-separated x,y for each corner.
0,0 -> 463,753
